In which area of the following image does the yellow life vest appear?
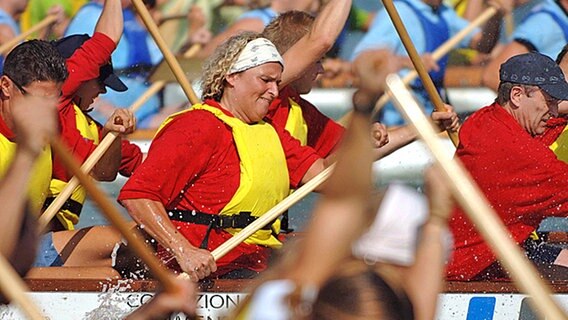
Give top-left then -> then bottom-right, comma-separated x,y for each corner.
0,134 -> 52,215
284,98 -> 308,146
48,104 -> 99,230
159,103 -> 290,248
550,125 -> 568,163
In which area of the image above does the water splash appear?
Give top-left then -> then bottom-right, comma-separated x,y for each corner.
83,280 -> 135,320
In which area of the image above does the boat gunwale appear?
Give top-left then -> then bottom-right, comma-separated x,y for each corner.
24,278 -> 568,294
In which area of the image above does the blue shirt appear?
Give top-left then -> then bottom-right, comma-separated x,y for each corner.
0,9 -> 20,35
0,8 -> 20,74
352,0 -> 476,60
512,0 -> 568,59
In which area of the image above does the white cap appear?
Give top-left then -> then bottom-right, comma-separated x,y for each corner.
353,182 -> 428,266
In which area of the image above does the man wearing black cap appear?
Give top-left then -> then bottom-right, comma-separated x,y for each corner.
44,0 -> 141,232
447,52 -> 568,281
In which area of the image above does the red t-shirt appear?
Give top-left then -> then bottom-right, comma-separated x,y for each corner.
447,103 -> 568,280
267,86 -> 344,157
118,101 -> 320,275
52,32 -> 142,181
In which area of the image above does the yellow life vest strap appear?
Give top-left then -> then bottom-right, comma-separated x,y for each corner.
284,97 -> 308,146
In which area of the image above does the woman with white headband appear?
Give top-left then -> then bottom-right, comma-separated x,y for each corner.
118,32 -> 327,281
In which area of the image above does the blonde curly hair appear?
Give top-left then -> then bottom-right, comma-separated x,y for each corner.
201,32 -> 262,101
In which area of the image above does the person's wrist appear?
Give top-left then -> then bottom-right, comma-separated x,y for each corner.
427,210 -> 449,227
17,139 -> 43,159
352,89 -> 381,115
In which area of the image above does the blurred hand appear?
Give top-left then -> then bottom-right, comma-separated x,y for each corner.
104,109 -> 136,134
13,95 -> 58,157
421,53 -> 440,72
371,122 -> 389,148
189,27 -> 212,45
431,104 -> 460,133
47,4 -> 66,25
352,49 -> 398,95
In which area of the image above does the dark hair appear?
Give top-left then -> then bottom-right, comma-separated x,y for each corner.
143,0 -> 156,9
557,44 -> 568,64
310,261 -> 414,320
262,10 -> 315,55
496,82 -> 538,105
3,40 -> 68,86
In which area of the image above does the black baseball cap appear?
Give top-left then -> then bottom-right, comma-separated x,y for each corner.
499,52 -> 568,100
52,34 -> 128,92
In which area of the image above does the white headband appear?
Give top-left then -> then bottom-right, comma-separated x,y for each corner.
228,38 -> 284,75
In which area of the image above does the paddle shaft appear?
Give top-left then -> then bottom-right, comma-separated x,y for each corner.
50,138 -> 178,292
0,15 -> 58,55
39,132 -> 117,229
0,256 -> 45,320
131,0 -> 200,105
381,0 -> 460,146
211,165 -> 335,260
386,74 -> 568,320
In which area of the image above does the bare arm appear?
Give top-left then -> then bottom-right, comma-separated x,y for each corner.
469,1 -> 512,53
403,166 -> 453,320
0,25 -> 16,47
0,95 -> 58,256
279,0 -> 352,88
121,198 -> 216,281
482,41 -> 530,91
91,109 -> 136,181
287,91 -> 376,286
0,148 -> 38,256
94,0 -> 123,44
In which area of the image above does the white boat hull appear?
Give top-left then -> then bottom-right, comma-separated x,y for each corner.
1,291 -> 567,319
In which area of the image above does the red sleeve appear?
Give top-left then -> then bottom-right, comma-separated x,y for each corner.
272,123 -> 321,188
118,140 -> 143,177
118,111 -> 226,205
52,33 -> 117,181
299,97 -> 345,158
61,32 -> 116,100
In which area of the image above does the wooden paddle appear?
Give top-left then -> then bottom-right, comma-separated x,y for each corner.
0,255 -> 45,320
49,138 -> 178,293
131,0 -> 200,105
0,15 -> 58,55
380,0 -> 463,146
385,74 -> 568,320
